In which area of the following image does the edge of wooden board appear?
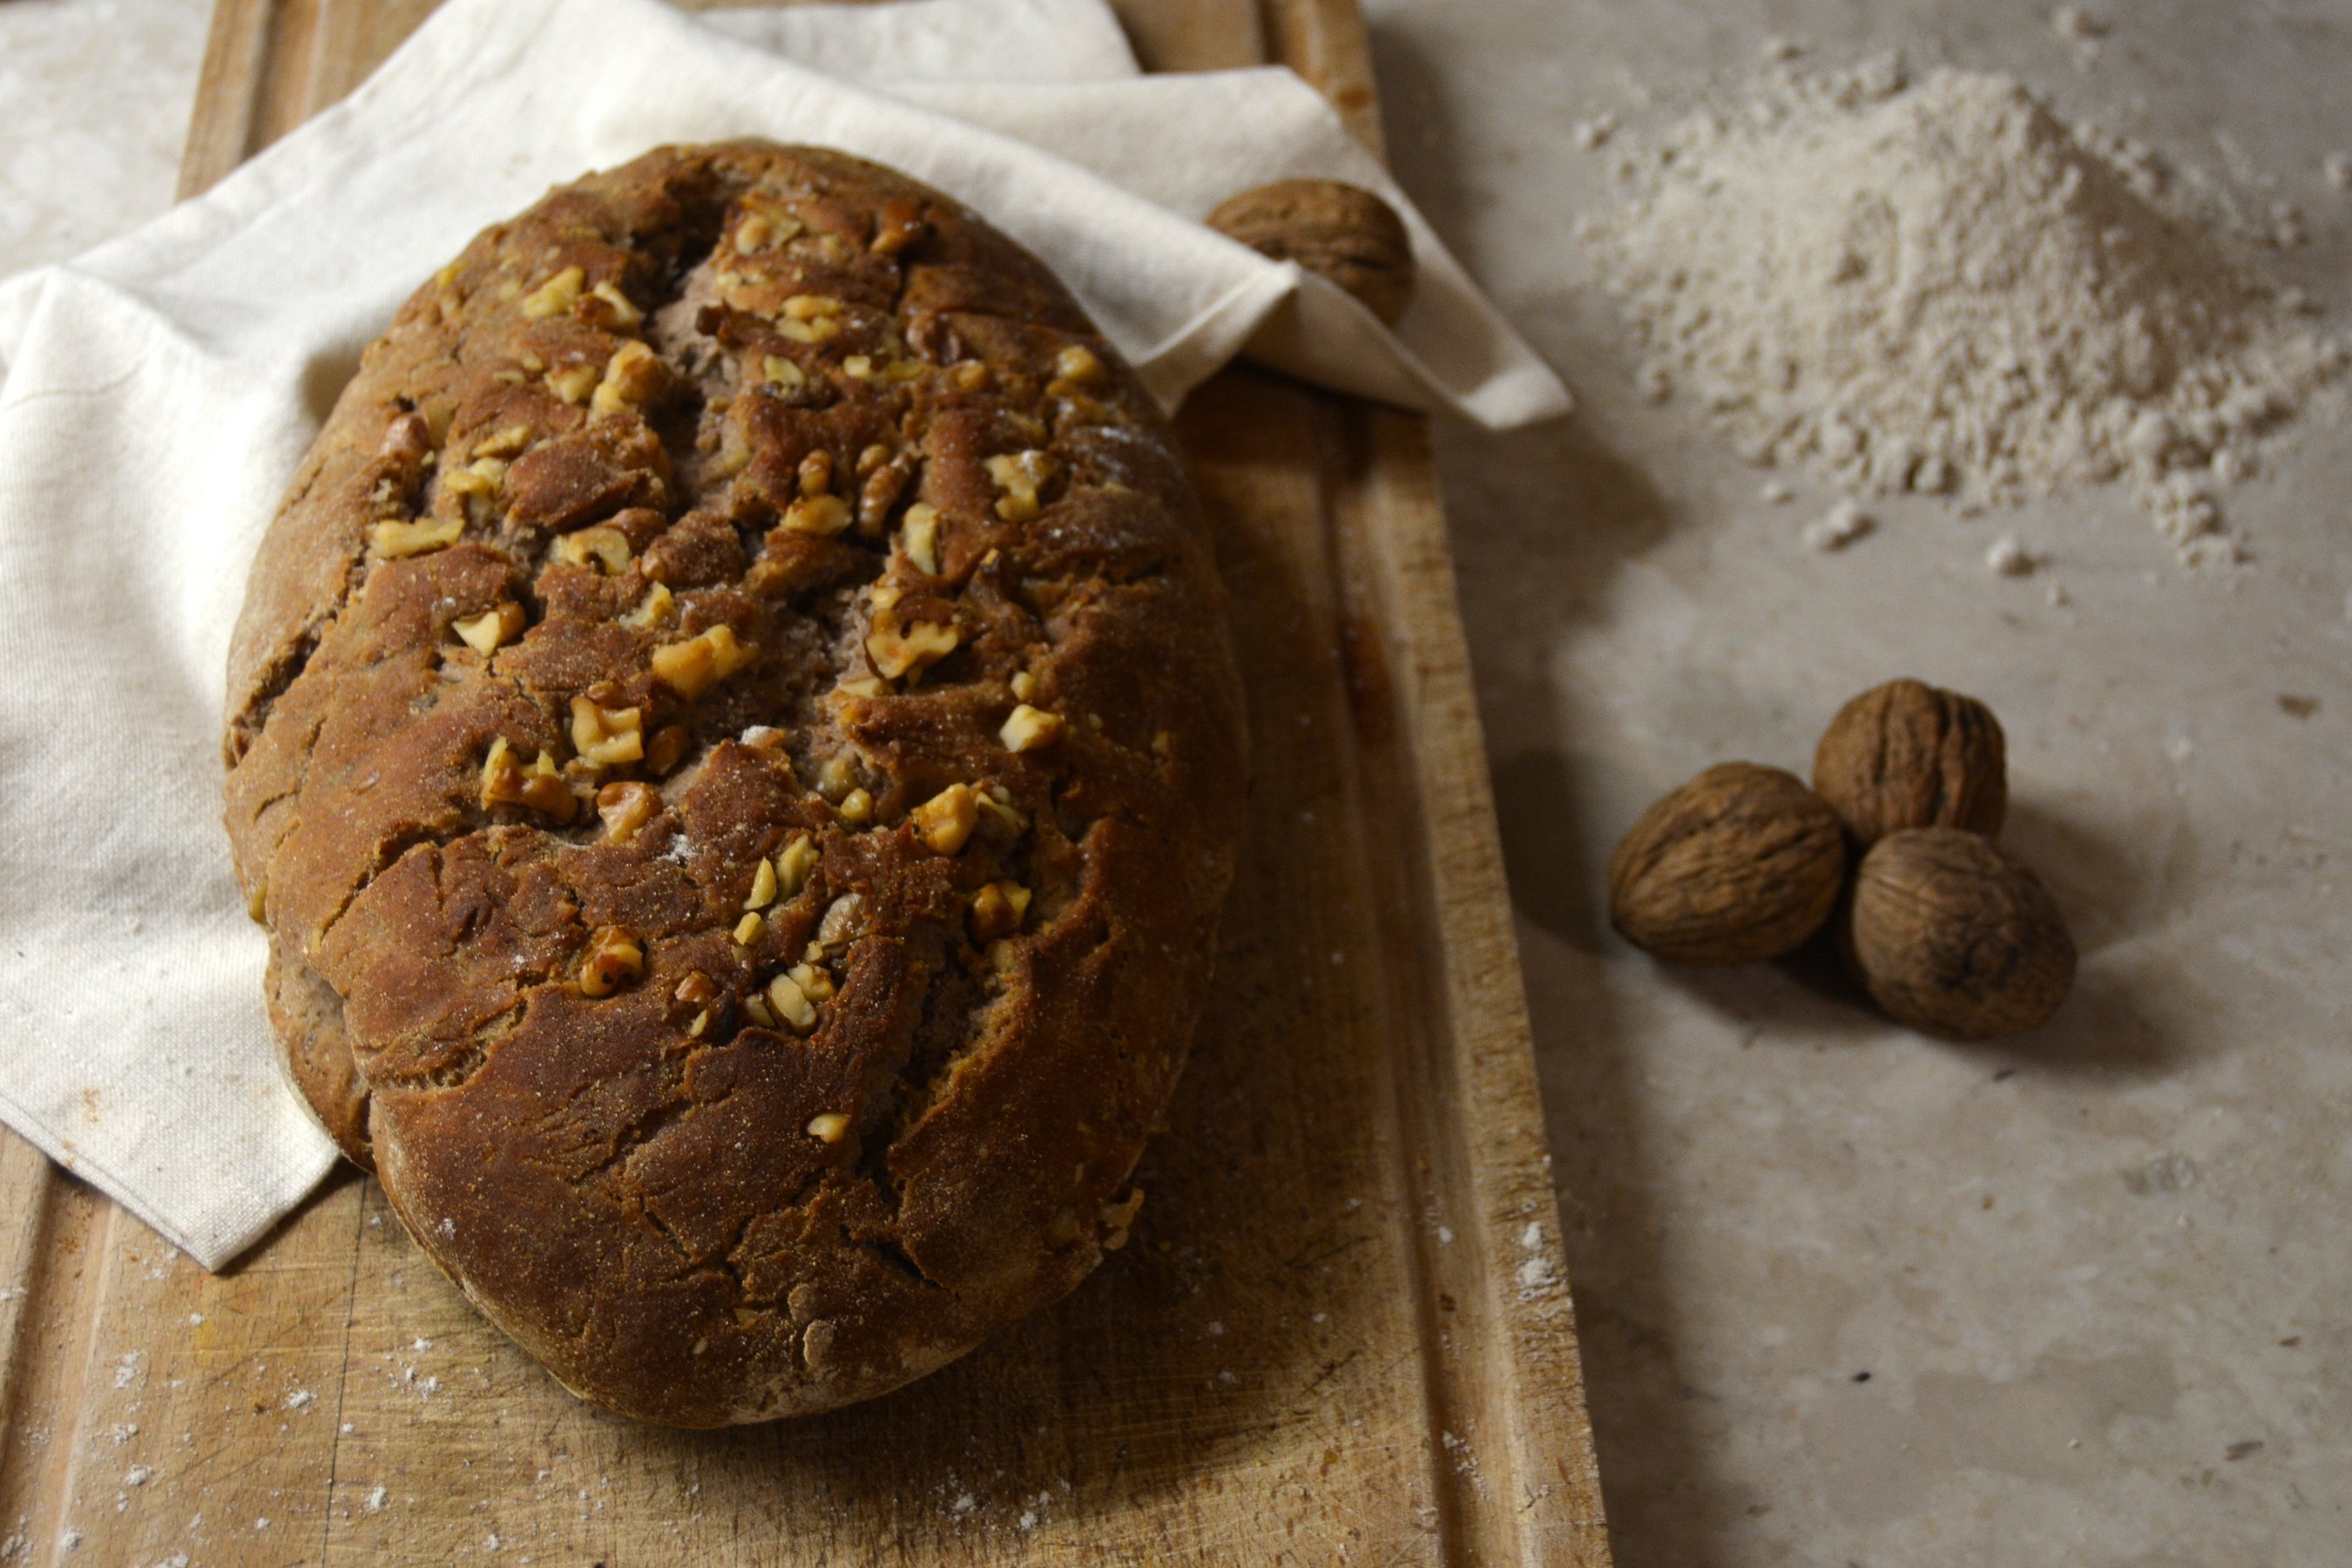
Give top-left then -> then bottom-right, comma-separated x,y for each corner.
1250,4 -> 1605,1557
1324,402 -> 1610,1565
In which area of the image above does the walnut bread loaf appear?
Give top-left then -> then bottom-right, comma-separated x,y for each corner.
220,143 -> 1247,1426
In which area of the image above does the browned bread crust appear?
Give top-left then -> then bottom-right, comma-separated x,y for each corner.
221,143 -> 1247,1426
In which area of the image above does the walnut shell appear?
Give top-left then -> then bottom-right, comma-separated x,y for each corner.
1842,828 -> 2075,1040
1813,678 -> 2007,845
1607,762 -> 1847,965
1206,178 -> 1417,326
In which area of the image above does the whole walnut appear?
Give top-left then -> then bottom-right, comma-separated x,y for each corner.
1607,762 -> 1847,965
1206,179 -> 1417,326
1842,828 -> 2075,1040
1813,678 -> 2006,846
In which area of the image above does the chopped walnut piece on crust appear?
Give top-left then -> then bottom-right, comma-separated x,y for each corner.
652,625 -> 756,699
983,450 -> 1057,524
865,614 -> 957,680
595,781 -> 659,842
370,517 -> 463,558
898,504 -> 943,575
775,833 -> 820,896
569,696 -> 644,767
520,265 -> 585,320
579,927 -> 645,997
643,723 -> 690,774
1000,704 -> 1065,753
781,494 -> 852,537
912,783 -> 981,855
451,601 -> 526,654
768,971 -> 820,1032
969,880 -> 1032,942
480,739 -> 576,822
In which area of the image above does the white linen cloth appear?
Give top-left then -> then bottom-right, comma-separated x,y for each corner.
0,0 -> 1569,1269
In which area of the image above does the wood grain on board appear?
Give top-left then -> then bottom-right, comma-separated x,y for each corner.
2,1 -> 1610,1562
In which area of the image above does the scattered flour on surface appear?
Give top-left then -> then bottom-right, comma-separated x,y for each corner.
1804,500 -> 1873,553
2051,5 -> 2105,40
1987,534 -> 2038,576
1439,1429 -> 1487,1497
2050,6 -> 2105,69
1516,1221 -> 1563,1299
1584,58 -> 2349,565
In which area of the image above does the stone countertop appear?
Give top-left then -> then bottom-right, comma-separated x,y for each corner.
3,2 -> 2345,1565
1364,1 -> 2351,1564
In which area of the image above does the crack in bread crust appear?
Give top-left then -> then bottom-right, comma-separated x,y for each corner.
221,143 -> 1247,1426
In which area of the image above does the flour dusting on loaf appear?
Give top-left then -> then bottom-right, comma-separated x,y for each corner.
221,143 -> 1246,1425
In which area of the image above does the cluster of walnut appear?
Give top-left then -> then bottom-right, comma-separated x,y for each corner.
1605,679 -> 2076,1040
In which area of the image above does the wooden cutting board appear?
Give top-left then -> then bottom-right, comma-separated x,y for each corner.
0,2 -> 1609,1563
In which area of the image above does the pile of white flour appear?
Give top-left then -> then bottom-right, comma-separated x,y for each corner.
1585,59 -> 2348,564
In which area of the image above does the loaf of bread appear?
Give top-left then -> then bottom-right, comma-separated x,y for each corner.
221,143 -> 1247,1425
